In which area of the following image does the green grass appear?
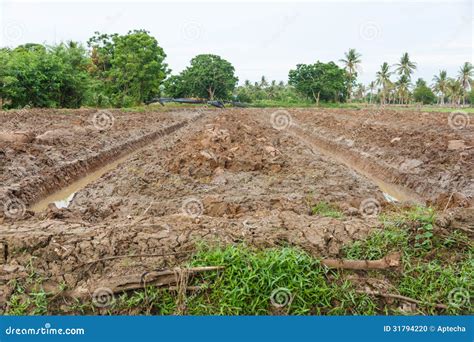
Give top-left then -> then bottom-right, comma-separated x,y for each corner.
5,264 -> 49,315
392,106 -> 474,114
109,245 -> 374,315
247,99 -> 360,109
342,206 -> 473,314
311,201 -> 344,219
5,206 -> 471,316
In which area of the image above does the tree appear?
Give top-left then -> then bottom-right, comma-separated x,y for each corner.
339,49 -> 361,102
109,30 -> 168,106
458,62 -> 473,105
395,52 -> 417,78
468,88 -> 474,105
87,32 -> 117,78
413,78 -> 435,104
375,62 -> 392,104
395,75 -> 411,104
367,81 -> 376,104
447,78 -> 463,106
432,70 -> 448,105
354,83 -> 366,102
50,42 -> 92,108
163,75 -> 187,98
180,54 -> 238,100
1,42 -> 91,108
235,78 -> 302,104
87,30 -> 168,106
288,61 -> 346,105
0,48 -> 12,108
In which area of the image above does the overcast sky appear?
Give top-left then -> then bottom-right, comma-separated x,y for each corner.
0,0 -> 472,85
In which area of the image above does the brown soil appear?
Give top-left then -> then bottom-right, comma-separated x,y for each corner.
0,107 -> 472,310
287,108 -> 473,207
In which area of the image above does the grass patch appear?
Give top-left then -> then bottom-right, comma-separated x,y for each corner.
393,106 -> 474,114
5,263 -> 50,315
107,245 -> 374,315
311,201 -> 344,219
342,205 -> 473,314
185,245 -> 372,315
248,99 -> 360,109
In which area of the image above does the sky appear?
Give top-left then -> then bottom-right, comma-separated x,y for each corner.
0,0 -> 472,85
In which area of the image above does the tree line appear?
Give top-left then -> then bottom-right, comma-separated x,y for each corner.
0,30 -> 472,108
0,30 -> 241,108
339,49 -> 473,106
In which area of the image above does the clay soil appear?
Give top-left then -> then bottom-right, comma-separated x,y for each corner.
0,107 -> 472,312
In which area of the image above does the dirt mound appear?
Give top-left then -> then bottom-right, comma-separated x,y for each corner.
169,115 -> 285,178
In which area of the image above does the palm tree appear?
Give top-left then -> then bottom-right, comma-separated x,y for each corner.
367,81 -> 376,104
396,75 -> 411,104
447,78 -> 463,106
368,81 -> 376,104
375,62 -> 392,104
339,48 -> 362,102
267,80 -> 277,98
260,76 -> 268,88
432,70 -> 448,105
458,62 -> 473,105
354,83 -> 366,102
395,52 -> 417,78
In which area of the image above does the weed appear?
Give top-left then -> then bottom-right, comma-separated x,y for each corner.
342,205 -> 473,314
311,201 -> 344,219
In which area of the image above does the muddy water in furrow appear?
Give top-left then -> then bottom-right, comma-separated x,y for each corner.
285,122 -> 425,204
29,154 -> 132,212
